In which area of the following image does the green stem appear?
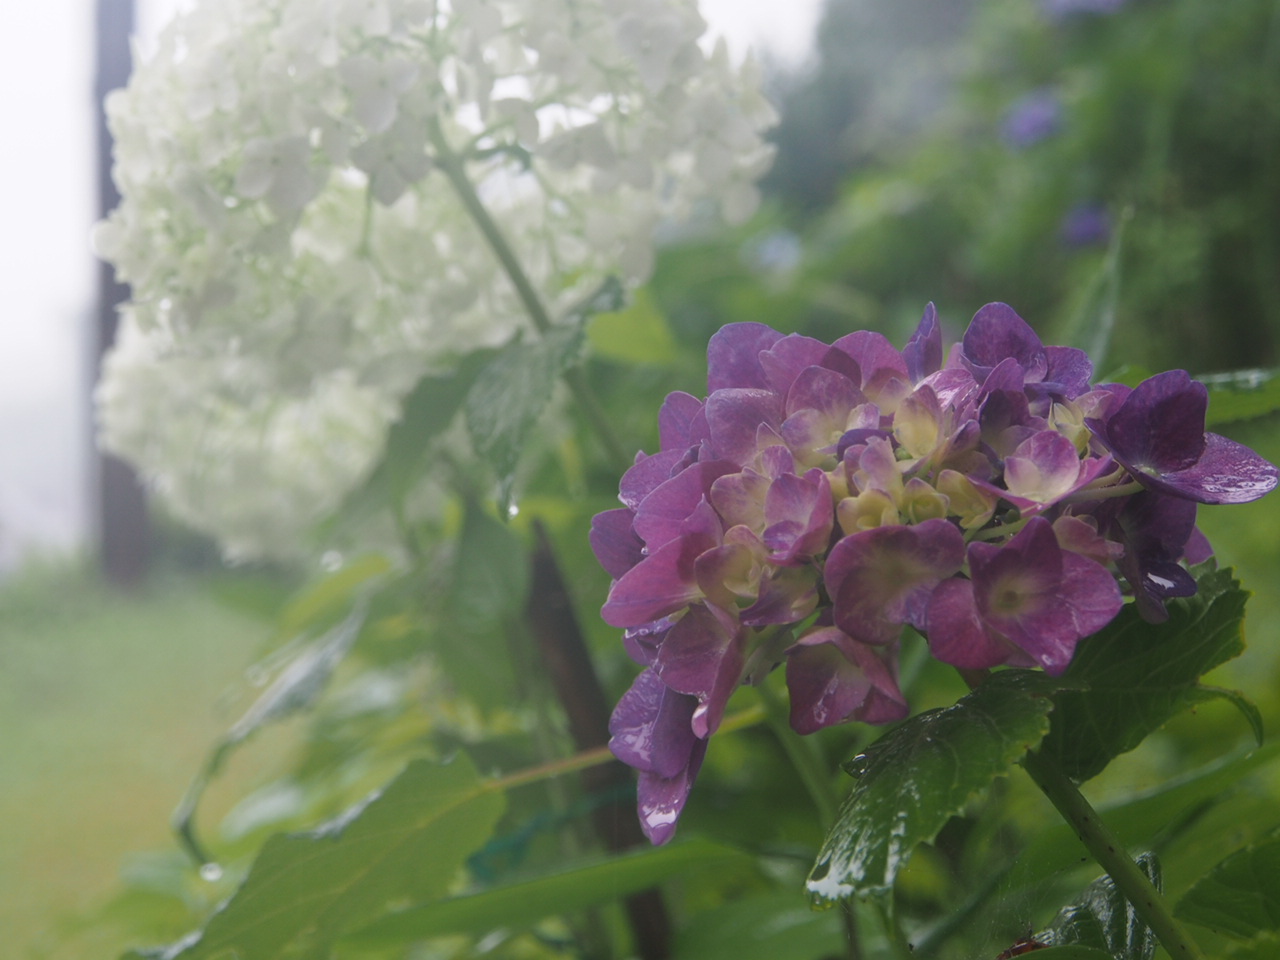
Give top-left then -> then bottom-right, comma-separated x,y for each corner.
756,679 -> 838,826
427,120 -> 631,471
1020,749 -> 1205,960
874,899 -> 915,960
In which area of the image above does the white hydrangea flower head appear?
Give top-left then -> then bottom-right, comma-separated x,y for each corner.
97,0 -> 777,558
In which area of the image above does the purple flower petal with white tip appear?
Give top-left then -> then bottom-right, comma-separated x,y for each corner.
826,518 -> 966,645
1093,370 -> 1279,504
785,626 -> 908,733
636,739 -> 707,845
653,604 -> 745,738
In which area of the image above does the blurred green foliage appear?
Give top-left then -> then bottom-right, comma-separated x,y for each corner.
11,1 -> 1280,958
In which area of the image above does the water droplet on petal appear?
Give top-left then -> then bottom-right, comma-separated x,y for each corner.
842,753 -> 870,778
199,862 -> 223,882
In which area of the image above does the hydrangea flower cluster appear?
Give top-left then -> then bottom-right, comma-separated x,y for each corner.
96,0 -> 776,558
593,303 -> 1277,843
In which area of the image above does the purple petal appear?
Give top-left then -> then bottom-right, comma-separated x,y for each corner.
602,499 -> 721,628
825,518 -> 966,645
759,334 -> 842,397
741,566 -> 820,626
636,738 -> 707,845
1099,370 -> 1206,474
591,507 -> 643,579
1113,490 -> 1199,621
925,576 -> 1024,670
1138,433 -> 1279,504
962,303 -> 1048,382
659,391 -> 705,452
608,668 -> 699,778
619,449 -> 683,510
1043,345 -> 1093,398
904,302 -> 944,384
707,322 -> 784,392
709,469 -> 770,532
763,468 -> 834,563
831,330 -> 909,388
1002,431 -> 1108,510
653,604 -> 744,738
785,626 -> 908,733
633,460 -> 737,550
705,388 -> 785,465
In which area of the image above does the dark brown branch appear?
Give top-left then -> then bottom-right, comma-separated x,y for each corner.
526,521 -> 671,960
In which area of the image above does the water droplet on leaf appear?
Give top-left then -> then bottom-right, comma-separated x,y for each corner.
842,754 -> 870,778
199,862 -> 223,882
320,550 -> 343,572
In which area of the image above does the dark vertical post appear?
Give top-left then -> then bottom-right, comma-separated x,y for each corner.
94,0 -> 149,586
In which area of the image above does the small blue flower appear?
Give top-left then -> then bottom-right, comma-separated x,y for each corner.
1000,89 -> 1063,149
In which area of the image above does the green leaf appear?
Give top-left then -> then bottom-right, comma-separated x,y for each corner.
1224,932 -> 1280,958
1021,947 -> 1116,960
381,350 -> 496,504
133,755 -> 504,960
1039,568 -> 1250,783
465,324 -> 583,505
587,287 -> 678,365
1175,828 -> 1280,940
1199,368 -> 1280,427
807,670 -> 1058,902
347,839 -> 750,946
671,891 -> 845,960
1039,852 -> 1162,959
273,553 -> 391,643
1004,743 -> 1280,892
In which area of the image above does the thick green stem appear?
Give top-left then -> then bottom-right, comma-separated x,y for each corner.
427,120 -> 631,471
1020,749 -> 1205,960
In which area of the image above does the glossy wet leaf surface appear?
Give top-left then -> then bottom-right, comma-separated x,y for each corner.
1039,568 -> 1252,783
807,670 -> 1057,902
1039,852 -> 1161,959
128,755 -> 503,960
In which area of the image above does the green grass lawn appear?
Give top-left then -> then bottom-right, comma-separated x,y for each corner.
0,562 -> 272,959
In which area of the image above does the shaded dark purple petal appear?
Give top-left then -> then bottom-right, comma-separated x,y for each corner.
785,626 -> 908,734
1100,370 -> 1206,474
904,302 -> 944,384
653,604 -> 744,738
1114,490 -> 1199,621
826,518 -> 966,645
705,388 -> 784,465
602,499 -> 721,628
636,738 -> 707,845
1097,370 -> 1278,503
658,391 -> 705,452
962,303 -> 1048,382
741,566 -> 820,626
633,460 -> 737,550
608,668 -> 698,778
622,618 -> 673,666
590,507 -> 643,579
707,322 -> 784,392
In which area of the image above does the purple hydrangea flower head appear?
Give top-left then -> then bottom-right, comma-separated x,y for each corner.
1000,89 -> 1063,149
593,301 -> 1276,843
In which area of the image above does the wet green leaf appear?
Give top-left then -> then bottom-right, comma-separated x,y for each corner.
273,553 -> 391,643
465,325 -> 583,506
1175,828 -> 1280,940
1199,368 -> 1280,427
1040,568 -> 1251,783
1039,852 -> 1161,959
807,670 -> 1058,902
347,839 -> 750,946
130,755 -> 504,960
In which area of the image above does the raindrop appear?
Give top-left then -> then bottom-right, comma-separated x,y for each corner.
506,501 -> 520,519
199,862 -> 223,882
320,550 -> 344,572
842,754 -> 870,778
